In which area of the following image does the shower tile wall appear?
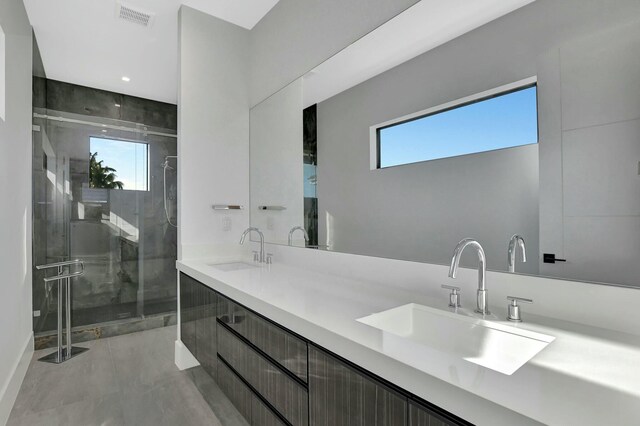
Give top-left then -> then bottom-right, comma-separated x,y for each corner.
32,74 -> 178,341
35,77 -> 177,130
303,104 -> 318,247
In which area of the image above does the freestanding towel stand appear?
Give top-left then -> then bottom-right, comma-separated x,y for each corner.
35,260 -> 88,364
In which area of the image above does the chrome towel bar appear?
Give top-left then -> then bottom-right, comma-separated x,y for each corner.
35,259 -> 88,364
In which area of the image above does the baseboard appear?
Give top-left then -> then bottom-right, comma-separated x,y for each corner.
0,332 -> 33,425
174,339 -> 199,370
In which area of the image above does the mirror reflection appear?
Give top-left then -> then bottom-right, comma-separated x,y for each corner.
250,1 -> 640,288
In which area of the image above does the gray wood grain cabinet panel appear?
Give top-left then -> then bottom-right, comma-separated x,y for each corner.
409,401 -> 463,426
309,346 -> 407,426
180,273 -> 218,375
218,295 -> 308,382
195,284 -> 217,376
218,325 -> 309,426
252,395 -> 287,426
217,359 -> 252,423
179,273 -> 198,356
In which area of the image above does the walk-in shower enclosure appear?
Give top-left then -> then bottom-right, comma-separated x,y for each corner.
31,78 -> 178,345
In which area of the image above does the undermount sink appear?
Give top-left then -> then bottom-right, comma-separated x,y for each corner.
208,262 -> 258,272
357,303 -> 554,375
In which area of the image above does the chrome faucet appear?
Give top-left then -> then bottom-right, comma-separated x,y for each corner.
448,238 -> 490,315
240,227 -> 265,263
507,234 -> 527,273
288,226 -> 309,246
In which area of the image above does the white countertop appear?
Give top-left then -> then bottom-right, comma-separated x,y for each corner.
177,258 -> 640,426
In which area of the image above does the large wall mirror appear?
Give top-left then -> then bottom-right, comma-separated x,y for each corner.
250,0 -> 640,289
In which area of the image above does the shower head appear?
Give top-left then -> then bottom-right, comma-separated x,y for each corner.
161,156 -> 177,170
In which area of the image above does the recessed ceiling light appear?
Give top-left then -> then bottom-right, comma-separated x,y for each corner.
121,76 -> 130,82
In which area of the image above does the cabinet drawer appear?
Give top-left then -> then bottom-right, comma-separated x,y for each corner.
409,401 -> 468,426
217,359 -> 252,423
218,324 -> 309,426
218,295 -> 308,382
309,346 -> 406,426
252,394 -> 287,426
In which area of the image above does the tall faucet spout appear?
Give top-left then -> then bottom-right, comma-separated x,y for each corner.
448,238 -> 489,315
240,227 -> 265,263
288,226 -> 309,246
507,234 -> 527,273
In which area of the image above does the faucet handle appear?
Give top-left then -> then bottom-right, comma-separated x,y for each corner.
265,253 -> 273,265
507,296 -> 533,322
252,251 -> 260,262
441,284 -> 461,308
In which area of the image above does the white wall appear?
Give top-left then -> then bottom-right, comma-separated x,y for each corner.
179,0 -> 421,258
250,79 -> 304,245
0,0 -> 33,423
249,0 -> 419,107
178,6 -> 250,260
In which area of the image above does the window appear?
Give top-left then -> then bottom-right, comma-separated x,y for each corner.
375,80 -> 538,168
89,137 -> 149,191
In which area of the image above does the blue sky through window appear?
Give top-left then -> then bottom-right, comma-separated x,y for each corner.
90,137 -> 148,191
378,86 -> 538,168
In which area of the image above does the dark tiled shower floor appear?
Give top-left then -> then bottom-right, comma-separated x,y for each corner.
8,326 -> 248,426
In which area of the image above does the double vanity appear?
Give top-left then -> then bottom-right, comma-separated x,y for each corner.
179,263 -> 469,426
176,252 -> 640,426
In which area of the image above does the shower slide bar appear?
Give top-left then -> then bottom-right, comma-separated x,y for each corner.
33,112 -> 178,138
35,260 -> 88,364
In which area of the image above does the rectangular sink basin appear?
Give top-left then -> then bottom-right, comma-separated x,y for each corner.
357,303 -> 554,375
208,262 -> 258,272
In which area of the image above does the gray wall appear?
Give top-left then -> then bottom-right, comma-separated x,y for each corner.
249,0 -> 418,107
0,0 -> 33,421
316,0 -> 640,280
317,130 -> 539,271
538,17 -> 640,287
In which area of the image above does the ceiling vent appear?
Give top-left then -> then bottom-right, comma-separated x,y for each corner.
116,2 -> 155,27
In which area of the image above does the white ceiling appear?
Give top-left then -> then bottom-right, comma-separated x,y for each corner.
23,0 -> 279,104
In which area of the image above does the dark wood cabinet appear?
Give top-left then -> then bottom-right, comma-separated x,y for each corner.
251,394 -> 287,426
217,358 -> 252,421
218,294 -> 308,382
180,273 -> 218,375
218,324 -> 309,426
180,273 -> 471,426
195,284 -> 217,375
179,273 -> 198,356
308,346 -> 407,426
409,400 -> 464,426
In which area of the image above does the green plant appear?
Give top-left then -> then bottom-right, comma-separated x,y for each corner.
89,152 -> 124,189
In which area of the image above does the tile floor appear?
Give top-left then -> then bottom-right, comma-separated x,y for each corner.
8,326 -> 248,426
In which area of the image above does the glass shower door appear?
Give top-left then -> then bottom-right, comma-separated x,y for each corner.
32,108 -> 178,336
